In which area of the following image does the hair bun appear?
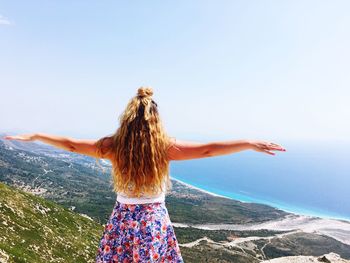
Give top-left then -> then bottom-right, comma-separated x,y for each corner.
137,86 -> 153,98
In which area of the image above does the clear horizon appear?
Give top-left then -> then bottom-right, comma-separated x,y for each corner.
1,1 -> 350,143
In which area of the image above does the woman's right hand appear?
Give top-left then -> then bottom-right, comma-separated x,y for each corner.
4,133 -> 37,142
248,140 -> 286,155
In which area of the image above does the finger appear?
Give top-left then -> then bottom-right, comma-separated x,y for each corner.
266,144 -> 285,151
272,143 -> 286,150
269,146 -> 285,151
263,149 -> 275,155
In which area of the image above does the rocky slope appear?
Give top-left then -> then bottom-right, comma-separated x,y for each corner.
0,182 -> 103,263
260,252 -> 350,263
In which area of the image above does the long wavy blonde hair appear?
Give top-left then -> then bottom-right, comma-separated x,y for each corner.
95,87 -> 174,197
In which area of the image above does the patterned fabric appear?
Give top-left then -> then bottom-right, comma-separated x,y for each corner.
95,200 -> 184,263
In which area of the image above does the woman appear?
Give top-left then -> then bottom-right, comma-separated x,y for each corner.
4,86 -> 286,262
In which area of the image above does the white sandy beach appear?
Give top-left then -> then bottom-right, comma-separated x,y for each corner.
173,214 -> 350,246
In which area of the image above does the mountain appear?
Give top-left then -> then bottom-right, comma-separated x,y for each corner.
0,181 -> 103,263
1,133 -> 350,262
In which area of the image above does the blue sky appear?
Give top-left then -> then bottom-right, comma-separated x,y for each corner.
1,1 -> 349,143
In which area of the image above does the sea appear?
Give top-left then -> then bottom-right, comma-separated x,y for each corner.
169,140 -> 350,221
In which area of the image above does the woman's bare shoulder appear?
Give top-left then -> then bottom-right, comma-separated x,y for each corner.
98,136 -> 115,160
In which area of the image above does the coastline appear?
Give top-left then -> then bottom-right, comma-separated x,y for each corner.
170,176 -> 350,223
171,177 -> 232,200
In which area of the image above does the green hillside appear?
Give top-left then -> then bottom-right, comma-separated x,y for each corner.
0,182 -> 103,263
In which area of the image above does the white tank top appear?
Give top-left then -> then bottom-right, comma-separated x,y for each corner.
117,191 -> 165,204
116,180 -> 167,204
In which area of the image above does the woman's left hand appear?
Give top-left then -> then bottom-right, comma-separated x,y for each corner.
3,133 -> 37,142
249,140 -> 286,155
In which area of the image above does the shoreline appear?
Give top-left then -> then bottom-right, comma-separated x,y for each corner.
171,177 -> 232,200
170,177 -> 350,223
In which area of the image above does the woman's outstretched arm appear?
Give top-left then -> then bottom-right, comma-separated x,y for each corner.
4,133 -> 73,151
3,133 -> 113,160
167,138 -> 286,161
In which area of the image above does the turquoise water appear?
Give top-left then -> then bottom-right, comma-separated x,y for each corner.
169,140 -> 350,221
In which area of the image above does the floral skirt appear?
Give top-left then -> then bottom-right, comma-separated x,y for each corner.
95,200 -> 184,263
